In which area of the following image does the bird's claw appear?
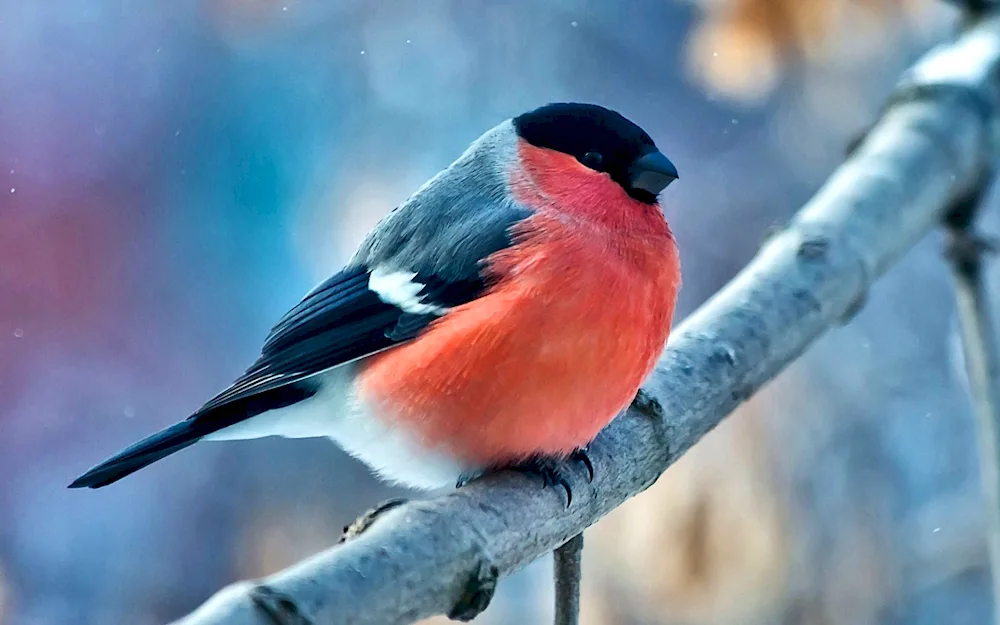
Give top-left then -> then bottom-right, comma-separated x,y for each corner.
571,448 -> 594,482
511,457 -> 574,506
511,451 -> 595,508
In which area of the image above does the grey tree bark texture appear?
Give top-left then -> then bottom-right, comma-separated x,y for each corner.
553,534 -> 583,625
172,13 -> 1000,625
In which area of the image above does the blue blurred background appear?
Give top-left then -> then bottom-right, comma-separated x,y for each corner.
2,0 -> 994,623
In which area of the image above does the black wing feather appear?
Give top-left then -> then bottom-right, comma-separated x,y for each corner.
192,267 -> 487,415
197,265 -> 424,414
262,268 -> 373,355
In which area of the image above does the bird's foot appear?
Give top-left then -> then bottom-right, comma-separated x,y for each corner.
340,497 -> 408,543
510,450 -> 594,508
513,457 -> 572,506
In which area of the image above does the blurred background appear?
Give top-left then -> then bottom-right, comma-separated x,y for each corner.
0,0 -> 994,623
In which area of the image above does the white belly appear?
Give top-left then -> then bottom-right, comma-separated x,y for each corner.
201,365 -> 468,490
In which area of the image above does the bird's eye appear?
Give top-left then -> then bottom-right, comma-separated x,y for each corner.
581,151 -> 604,170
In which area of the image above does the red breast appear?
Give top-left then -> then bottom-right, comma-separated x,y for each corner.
356,140 -> 681,466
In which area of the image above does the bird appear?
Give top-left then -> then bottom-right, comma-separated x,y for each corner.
69,102 -> 681,499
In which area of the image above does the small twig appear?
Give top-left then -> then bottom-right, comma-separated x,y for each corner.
552,534 -> 584,625
945,192 -> 1000,625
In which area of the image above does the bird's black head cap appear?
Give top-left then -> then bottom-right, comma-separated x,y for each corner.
512,102 -> 678,204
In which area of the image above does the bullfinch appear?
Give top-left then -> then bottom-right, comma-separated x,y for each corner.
69,103 -> 681,498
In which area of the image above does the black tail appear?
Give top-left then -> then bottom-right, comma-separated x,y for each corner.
68,420 -> 202,489
68,382 -> 320,489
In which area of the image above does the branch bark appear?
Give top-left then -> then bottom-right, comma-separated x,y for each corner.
553,534 -> 583,625
173,15 -> 1000,625
945,197 -> 1000,624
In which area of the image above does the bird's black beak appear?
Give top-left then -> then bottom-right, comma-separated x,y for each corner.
628,150 -> 678,196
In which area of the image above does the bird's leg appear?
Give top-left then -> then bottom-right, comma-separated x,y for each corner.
339,497 -> 408,543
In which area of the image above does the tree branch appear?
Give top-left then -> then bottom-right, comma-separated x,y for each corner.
172,14 -> 1000,625
553,534 -> 583,625
945,194 -> 1000,624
